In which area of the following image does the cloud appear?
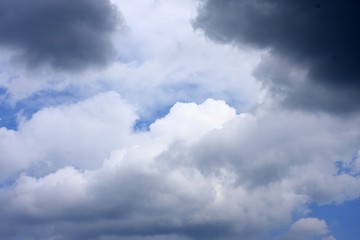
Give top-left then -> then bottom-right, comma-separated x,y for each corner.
194,0 -> 360,113
149,99 -> 236,143
278,217 -> 334,240
0,91 -> 137,181
166,109 -> 360,204
1,97 -> 360,239
0,0 -> 261,114
0,0 -> 119,71
0,97 -> 239,240
1,1 -> 360,239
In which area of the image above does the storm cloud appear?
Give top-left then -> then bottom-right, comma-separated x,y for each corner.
0,0 -> 119,71
194,0 -> 360,113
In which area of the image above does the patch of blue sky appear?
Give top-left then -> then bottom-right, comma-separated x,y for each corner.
0,104 -> 18,130
0,87 -> 17,129
133,103 -> 173,132
164,82 -> 249,114
335,153 -> 360,177
0,178 -> 16,190
305,155 -> 360,239
0,86 -> 82,130
161,82 -> 204,101
176,72 -> 253,113
161,70 -> 248,109
309,198 -> 360,240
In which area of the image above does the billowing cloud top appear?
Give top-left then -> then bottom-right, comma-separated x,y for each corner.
0,0 -> 119,71
194,0 -> 360,113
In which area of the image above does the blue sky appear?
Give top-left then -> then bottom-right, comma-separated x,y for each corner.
309,198 -> 360,240
0,1 -> 359,240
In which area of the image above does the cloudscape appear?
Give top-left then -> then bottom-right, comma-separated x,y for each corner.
0,0 -> 359,239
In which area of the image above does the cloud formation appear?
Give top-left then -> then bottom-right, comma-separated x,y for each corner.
194,0 -> 360,113
0,91 -> 137,181
1,95 -> 360,239
0,0 -> 119,71
0,1 -> 360,239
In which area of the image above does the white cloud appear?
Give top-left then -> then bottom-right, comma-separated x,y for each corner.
1,97 -> 360,239
6,167 -> 87,218
0,91 -> 137,180
0,97 -> 239,239
149,99 -> 236,142
278,217 -> 331,240
289,218 -> 328,235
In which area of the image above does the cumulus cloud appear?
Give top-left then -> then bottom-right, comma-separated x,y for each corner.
194,0 -> 360,113
0,0 -> 119,71
0,97 -> 238,240
0,91 -> 137,180
278,218 -> 334,240
1,1 -> 360,240
149,99 -> 236,143
1,97 -> 360,239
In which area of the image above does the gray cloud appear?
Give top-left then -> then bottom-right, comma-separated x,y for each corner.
194,0 -> 360,113
160,110 -> 360,203
0,0 -> 119,71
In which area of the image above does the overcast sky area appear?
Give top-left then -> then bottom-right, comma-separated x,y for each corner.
0,0 -> 359,239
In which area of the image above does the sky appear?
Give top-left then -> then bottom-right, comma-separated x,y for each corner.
0,0 -> 359,239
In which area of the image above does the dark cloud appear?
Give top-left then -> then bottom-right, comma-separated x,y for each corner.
194,0 -> 360,113
0,0 -> 120,71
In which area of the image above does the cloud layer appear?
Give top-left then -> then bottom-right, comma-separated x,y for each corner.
0,1 -> 359,239
0,0 -> 119,71
1,93 -> 360,239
